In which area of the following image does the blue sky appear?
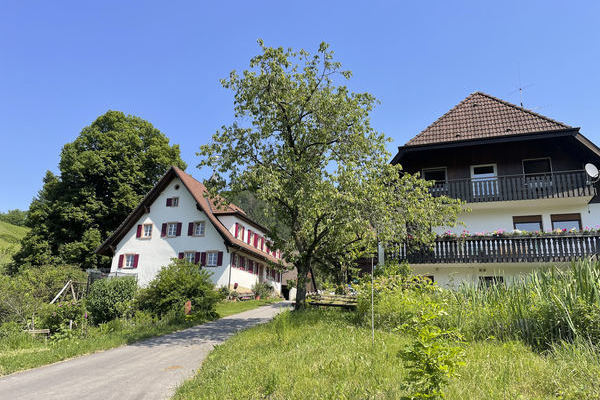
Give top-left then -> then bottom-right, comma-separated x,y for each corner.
1,1 -> 599,212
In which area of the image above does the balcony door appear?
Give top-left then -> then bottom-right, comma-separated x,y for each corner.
470,164 -> 498,197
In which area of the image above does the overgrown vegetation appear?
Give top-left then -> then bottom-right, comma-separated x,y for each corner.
174,309 -> 600,399
0,259 -> 280,376
0,209 -> 28,227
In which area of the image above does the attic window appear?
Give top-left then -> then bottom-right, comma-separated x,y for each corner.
174,184 -> 180,190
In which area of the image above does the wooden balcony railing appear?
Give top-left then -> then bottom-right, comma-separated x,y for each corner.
429,170 -> 594,203
391,234 -> 600,264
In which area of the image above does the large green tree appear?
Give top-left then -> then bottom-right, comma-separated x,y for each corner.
11,111 -> 186,273
200,41 -> 461,309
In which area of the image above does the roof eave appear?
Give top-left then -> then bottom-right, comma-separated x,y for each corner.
391,128 -> 580,164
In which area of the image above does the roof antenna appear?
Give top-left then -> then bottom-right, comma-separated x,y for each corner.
508,65 -> 533,108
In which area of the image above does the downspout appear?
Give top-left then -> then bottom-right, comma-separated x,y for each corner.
227,248 -> 232,290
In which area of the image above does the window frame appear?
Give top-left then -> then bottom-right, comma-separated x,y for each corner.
421,167 -> 448,184
479,276 -> 504,288
206,251 -> 218,267
171,197 -> 179,207
167,222 -> 178,237
470,163 -> 497,179
522,157 -> 552,176
124,254 -> 136,269
142,223 -> 152,239
184,251 -> 196,264
551,213 -> 582,231
512,215 -> 544,232
193,221 -> 206,237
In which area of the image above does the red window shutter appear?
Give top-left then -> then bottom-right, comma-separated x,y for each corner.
217,251 -> 223,266
235,223 -> 239,238
253,235 -> 258,247
166,198 -> 172,207
136,224 -> 142,238
194,252 -> 200,264
178,252 -> 184,259
260,237 -> 264,250
161,223 -> 167,237
118,254 -> 124,268
247,230 -> 251,244
188,222 -> 194,236
176,222 -> 182,236
133,254 -> 139,268
200,252 -> 207,266
232,254 -> 237,268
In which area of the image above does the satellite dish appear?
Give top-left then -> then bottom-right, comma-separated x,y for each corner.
585,163 -> 599,181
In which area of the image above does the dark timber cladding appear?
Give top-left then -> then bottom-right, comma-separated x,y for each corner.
390,234 -> 600,264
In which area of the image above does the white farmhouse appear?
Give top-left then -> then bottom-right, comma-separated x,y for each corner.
96,166 -> 284,294
390,92 -> 600,288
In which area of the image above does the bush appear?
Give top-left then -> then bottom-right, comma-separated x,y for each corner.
135,260 -> 220,319
86,276 -> 138,324
38,300 -> 86,333
252,282 -> 274,298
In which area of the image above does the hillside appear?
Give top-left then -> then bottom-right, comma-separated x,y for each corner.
0,220 -> 28,270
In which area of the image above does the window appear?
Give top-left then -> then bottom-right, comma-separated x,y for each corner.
207,251 -> 218,267
125,254 -> 136,268
523,158 -> 552,175
479,276 -> 504,288
471,164 -> 498,196
194,221 -> 205,236
422,168 -> 447,183
143,224 -> 152,238
513,215 -> 543,232
551,213 -> 582,231
166,197 -> 179,207
167,223 -> 178,237
184,252 -> 195,264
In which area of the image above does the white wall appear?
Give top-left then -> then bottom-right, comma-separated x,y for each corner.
111,177 -> 230,287
437,199 -> 600,235
411,262 -> 569,289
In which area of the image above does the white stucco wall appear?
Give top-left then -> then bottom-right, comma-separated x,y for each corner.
111,177 -> 230,287
437,198 -> 600,235
411,262 -> 570,289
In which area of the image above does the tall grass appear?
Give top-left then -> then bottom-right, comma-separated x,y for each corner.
357,259 -> 600,350
449,259 -> 600,349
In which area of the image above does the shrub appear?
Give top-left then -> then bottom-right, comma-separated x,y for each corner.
373,260 -> 411,278
252,282 -> 274,298
86,276 -> 138,324
135,260 -> 220,319
38,300 -> 86,334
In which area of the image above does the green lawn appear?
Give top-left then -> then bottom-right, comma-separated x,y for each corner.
0,220 -> 28,270
0,299 -> 279,376
174,309 -> 600,400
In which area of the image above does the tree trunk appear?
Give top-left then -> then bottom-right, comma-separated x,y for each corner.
295,259 -> 310,310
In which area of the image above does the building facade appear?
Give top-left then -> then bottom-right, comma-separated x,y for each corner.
390,92 -> 600,287
96,166 -> 284,293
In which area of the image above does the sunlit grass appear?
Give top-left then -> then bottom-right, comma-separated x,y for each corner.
174,309 -> 600,400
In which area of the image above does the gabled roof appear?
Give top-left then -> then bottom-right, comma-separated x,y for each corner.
96,166 -> 283,265
405,92 -> 573,147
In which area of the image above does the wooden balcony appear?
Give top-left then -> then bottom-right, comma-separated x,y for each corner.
391,234 -> 600,264
429,170 -> 594,203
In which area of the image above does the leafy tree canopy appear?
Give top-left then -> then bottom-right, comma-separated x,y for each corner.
11,111 -> 186,273
0,209 -> 28,227
200,41 -> 461,308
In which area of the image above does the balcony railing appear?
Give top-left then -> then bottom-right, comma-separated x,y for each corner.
391,234 -> 600,264
429,170 -> 594,203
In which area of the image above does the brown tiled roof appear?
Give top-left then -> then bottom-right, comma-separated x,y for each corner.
405,92 -> 572,147
97,166 -> 284,266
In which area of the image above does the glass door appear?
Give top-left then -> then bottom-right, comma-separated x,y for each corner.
470,164 -> 498,197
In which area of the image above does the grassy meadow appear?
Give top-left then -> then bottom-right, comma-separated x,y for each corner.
175,260 -> 600,399
0,220 -> 28,270
174,309 -> 600,400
